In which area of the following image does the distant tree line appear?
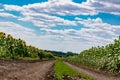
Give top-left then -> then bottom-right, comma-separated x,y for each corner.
0,32 -> 54,60
45,50 -> 78,57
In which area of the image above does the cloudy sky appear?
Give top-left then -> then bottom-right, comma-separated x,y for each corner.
0,0 -> 120,53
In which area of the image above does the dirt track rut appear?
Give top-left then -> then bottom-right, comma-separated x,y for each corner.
0,60 -> 55,80
64,62 -> 120,80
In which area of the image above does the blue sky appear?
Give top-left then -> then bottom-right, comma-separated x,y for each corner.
0,0 -> 120,53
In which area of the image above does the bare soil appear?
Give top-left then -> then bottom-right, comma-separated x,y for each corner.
0,60 -> 55,80
64,62 -> 120,80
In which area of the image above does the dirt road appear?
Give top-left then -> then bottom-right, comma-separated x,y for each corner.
64,62 -> 120,80
0,60 -> 55,80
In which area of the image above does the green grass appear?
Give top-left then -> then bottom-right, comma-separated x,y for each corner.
54,60 -> 94,80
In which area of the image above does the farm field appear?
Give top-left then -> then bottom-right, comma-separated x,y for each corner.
1,29 -> 120,80
0,0 -> 120,80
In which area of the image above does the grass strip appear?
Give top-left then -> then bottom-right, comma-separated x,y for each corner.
54,60 -> 94,80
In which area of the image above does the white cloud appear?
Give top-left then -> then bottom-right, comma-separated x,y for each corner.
4,2 -> 78,27
3,0 -> 95,27
0,12 -> 17,18
4,0 -> 120,17
3,0 -> 120,28
4,0 -> 94,15
76,17 -> 120,34
0,16 -> 120,53
18,13 -> 77,27
0,22 -> 34,38
40,17 -> 120,52
4,5 -> 22,11
76,17 -> 120,40
87,0 -> 120,15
